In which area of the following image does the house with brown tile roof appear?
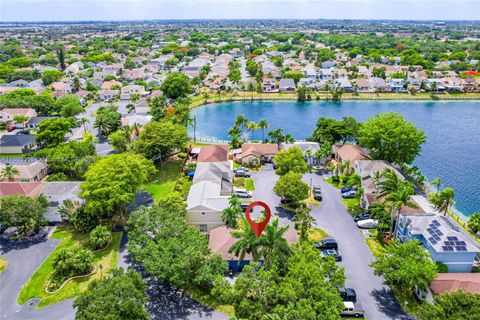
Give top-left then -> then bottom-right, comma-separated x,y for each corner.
100,80 -> 122,90
0,181 -> 43,198
236,143 -> 279,165
0,158 -> 47,182
430,273 -> 480,295
332,144 -> 370,165
0,108 -> 37,124
197,145 -> 229,162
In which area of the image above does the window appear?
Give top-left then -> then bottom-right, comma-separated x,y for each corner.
199,224 -> 208,233
201,211 -> 206,215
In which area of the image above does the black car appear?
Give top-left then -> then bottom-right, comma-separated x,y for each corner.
321,249 -> 342,262
339,287 -> 357,302
313,185 -> 322,193
239,203 -> 249,212
315,238 -> 338,250
353,212 -> 370,222
314,191 -> 323,201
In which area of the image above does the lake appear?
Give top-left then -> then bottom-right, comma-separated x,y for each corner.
191,100 -> 480,218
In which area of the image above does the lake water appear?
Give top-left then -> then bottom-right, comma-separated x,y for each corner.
191,100 -> 480,218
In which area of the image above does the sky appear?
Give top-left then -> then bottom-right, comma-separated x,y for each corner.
1,0 -> 479,22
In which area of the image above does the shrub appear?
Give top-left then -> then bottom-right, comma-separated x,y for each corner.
88,225 -> 111,250
436,261 -> 448,273
70,206 -> 99,233
53,247 -> 94,279
331,175 -> 340,183
177,152 -> 187,159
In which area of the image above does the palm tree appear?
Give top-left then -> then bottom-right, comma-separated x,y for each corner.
1,164 -> 20,181
431,187 -> 455,216
247,121 -> 257,141
430,177 -> 441,192
234,114 -> 249,132
284,133 -> 295,144
72,77 -> 81,92
229,216 -> 262,264
78,117 -> 89,133
258,119 -> 269,142
222,195 -> 243,228
383,182 -> 417,236
258,218 -> 292,269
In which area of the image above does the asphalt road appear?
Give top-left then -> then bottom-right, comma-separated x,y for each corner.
250,165 -> 410,320
0,237 -> 76,320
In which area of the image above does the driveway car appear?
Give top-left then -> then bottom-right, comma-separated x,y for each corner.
357,219 -> 378,229
233,188 -> 253,198
353,212 -> 370,222
341,302 -> 364,318
321,249 -> 342,261
342,190 -> 357,199
339,287 -> 357,302
315,237 -> 338,250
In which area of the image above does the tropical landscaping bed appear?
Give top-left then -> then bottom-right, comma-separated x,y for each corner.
18,226 -> 121,307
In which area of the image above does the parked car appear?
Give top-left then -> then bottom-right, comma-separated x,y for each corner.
314,189 -> 323,201
315,238 -> 338,250
341,186 -> 353,193
341,302 -> 364,318
353,212 -> 370,222
357,219 -> 379,229
338,287 -> 357,302
313,185 -> 322,193
321,249 -> 342,262
235,168 -> 251,177
239,203 -> 249,212
342,190 -> 357,199
233,188 -> 253,198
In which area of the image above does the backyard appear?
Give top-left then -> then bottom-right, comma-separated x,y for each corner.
18,226 -> 121,307
143,160 -> 184,202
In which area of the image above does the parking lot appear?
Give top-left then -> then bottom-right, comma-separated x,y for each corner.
250,165 -> 409,320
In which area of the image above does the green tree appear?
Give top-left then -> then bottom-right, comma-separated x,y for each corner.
0,195 -> 47,238
160,72 -> 191,99
41,69 -> 63,85
371,240 -> 437,291
296,85 -> 308,101
274,171 -> 310,205
56,94 -> 84,117
72,76 -> 81,92
283,71 -> 305,84
88,225 -> 111,250
222,195 -> 243,228
94,105 -> 121,136
13,114 -> 30,127
0,164 -> 20,181
467,213 -> 480,234
53,247 -> 94,278
257,119 -> 269,142
80,153 -> 155,221
74,268 -> 149,320
272,147 -> 309,175
431,187 -> 455,216
134,120 -> 187,160
229,216 -> 262,264
310,117 -> 358,144
57,47 -> 66,70
108,130 -> 129,153
294,207 -> 315,242
36,117 -> 76,146
357,113 -> 426,164
258,217 -> 292,269
127,194 -> 227,289
430,177 -> 442,192
417,290 -> 480,320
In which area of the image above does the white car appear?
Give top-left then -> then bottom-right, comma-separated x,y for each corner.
357,219 -> 378,229
233,188 -> 253,198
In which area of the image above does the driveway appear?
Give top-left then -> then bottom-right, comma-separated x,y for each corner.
0,237 -> 76,320
250,165 -> 409,320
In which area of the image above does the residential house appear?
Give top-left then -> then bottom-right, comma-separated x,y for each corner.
462,78 -> 480,92
183,58 -> 209,78
101,80 -> 122,90
192,162 -> 233,195
396,214 -> 480,273
120,84 -> 147,100
262,61 -> 281,79
262,79 -> 277,93
355,78 -> 373,93
430,273 -> 480,295
388,78 -> 406,92
279,78 -> 296,92
42,181 -> 82,222
0,134 -> 39,154
103,63 -> 124,75
441,77 -> 463,92
123,69 -> 146,81
8,79 -> 29,88
0,158 -> 47,182
0,108 -> 37,126
98,89 -> 120,100
236,143 -> 279,165
197,145 -> 229,163
318,68 -> 334,81
134,98 -> 150,114
334,78 -> 353,92
298,78 -> 315,90
0,181 -> 43,198
369,77 -> 390,92
26,116 -> 55,130
302,65 -> 317,79
50,82 -> 72,95
121,114 -> 152,127
332,144 -> 370,165
280,141 -> 321,166
208,225 -> 299,272
426,79 -> 446,93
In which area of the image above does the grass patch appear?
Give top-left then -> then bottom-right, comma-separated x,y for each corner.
365,237 -> 387,258
0,153 -> 28,158
0,257 -> 8,273
391,286 -> 422,315
18,226 -> 121,308
233,177 -> 255,191
342,198 -> 362,216
325,177 -> 342,189
185,286 -> 234,316
308,228 -> 329,242
245,178 -> 255,191
144,160 -> 184,203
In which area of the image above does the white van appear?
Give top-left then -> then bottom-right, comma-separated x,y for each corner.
233,188 -> 253,198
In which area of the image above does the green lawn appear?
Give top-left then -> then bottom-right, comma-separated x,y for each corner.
342,198 -> 362,215
144,160 -> 184,203
391,286 -> 422,315
233,177 -> 255,191
0,257 -> 8,273
185,286 -> 234,316
308,228 -> 329,242
18,226 -> 121,308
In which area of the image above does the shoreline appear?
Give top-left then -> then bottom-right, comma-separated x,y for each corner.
191,92 -> 480,107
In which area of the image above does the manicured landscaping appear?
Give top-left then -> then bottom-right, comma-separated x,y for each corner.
0,257 -> 8,273
144,160 -> 184,203
18,226 -> 121,307
342,197 -> 362,215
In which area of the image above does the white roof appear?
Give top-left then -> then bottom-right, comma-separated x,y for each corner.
186,181 -> 229,212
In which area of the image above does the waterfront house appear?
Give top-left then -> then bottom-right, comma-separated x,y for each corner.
318,68 -> 334,81
279,78 -> 296,92
388,78 -> 405,92
236,143 -> 279,166
262,79 -> 278,92
298,78 -> 315,90
332,144 -> 370,165
0,158 -> 47,182
302,65 -> 317,79
0,134 -> 39,154
280,141 -> 321,166
396,214 -> 480,273
208,225 -> 299,272
334,78 -> 352,92
355,78 -> 373,93
197,145 -> 230,163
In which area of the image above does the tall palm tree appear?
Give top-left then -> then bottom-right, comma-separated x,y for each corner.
430,177 -> 441,192
431,187 -> 455,216
383,182 -> 417,236
1,164 -> 20,182
258,119 -> 269,142
258,218 -> 292,269
229,216 -> 262,264
247,121 -> 257,141
78,117 -> 89,133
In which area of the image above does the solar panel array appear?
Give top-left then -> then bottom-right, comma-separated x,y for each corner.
427,220 -> 468,252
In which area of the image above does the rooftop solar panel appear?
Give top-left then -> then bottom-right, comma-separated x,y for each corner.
455,246 -> 467,251
447,236 -> 458,241
442,246 -> 454,251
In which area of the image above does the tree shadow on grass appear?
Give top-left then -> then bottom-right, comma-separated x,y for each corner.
371,287 -> 414,320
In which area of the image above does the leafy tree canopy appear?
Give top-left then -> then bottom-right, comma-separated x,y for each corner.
160,71 -> 191,99
274,171 -> 310,204
417,290 -> 480,320
134,120 -> 187,160
0,195 -> 47,238
273,147 -> 309,175
36,117 -> 77,146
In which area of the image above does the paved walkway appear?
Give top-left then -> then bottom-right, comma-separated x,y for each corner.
250,165 -> 410,320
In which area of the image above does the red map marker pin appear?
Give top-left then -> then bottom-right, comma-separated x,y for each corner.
245,201 -> 271,238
